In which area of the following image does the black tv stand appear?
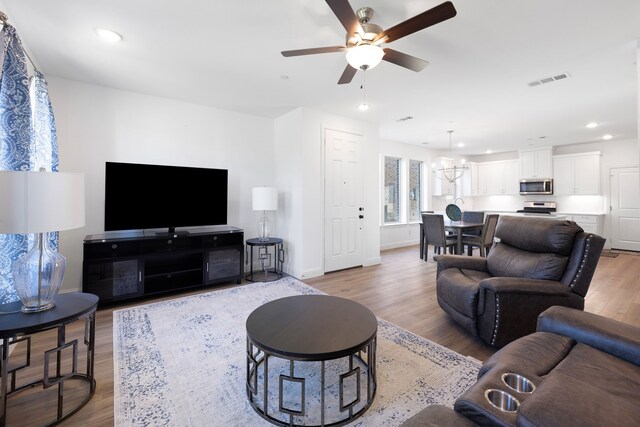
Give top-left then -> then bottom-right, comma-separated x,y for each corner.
82,226 -> 244,305
155,228 -> 190,237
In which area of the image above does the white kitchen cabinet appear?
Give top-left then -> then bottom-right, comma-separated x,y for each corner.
503,161 -> 520,194
520,148 -> 553,179
477,160 -> 520,195
565,214 -> 602,235
432,157 -> 455,196
553,152 -> 601,195
461,162 -> 478,197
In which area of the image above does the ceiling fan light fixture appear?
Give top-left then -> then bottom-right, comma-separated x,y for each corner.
346,44 -> 384,70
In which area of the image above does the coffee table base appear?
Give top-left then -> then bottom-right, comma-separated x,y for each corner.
246,337 -> 377,427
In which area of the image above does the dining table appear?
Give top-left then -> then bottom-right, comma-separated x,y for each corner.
443,219 -> 484,255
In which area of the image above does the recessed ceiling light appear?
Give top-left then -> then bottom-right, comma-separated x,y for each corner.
357,103 -> 370,112
602,134 -> 613,140
95,28 -> 123,43
585,122 -> 599,129
486,150 -> 492,154
457,142 -> 464,147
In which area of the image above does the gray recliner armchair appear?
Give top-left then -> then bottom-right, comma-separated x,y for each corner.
435,216 -> 605,347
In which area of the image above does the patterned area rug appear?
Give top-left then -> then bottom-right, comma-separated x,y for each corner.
113,277 -> 480,426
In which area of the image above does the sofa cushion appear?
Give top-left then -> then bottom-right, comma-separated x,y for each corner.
495,217 -> 582,255
517,343 -> 640,427
436,268 -> 492,319
486,243 -> 569,280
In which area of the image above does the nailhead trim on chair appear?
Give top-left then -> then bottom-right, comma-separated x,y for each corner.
490,235 -> 593,346
570,235 -> 592,289
491,294 -> 500,346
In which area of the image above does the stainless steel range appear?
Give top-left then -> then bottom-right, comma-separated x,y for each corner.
517,201 -> 557,215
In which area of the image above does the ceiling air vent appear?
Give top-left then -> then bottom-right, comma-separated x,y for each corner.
396,116 -> 414,122
527,72 -> 570,87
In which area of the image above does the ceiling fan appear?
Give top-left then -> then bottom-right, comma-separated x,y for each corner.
281,0 -> 457,84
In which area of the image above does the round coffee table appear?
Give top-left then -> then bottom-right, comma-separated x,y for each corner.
246,295 -> 377,427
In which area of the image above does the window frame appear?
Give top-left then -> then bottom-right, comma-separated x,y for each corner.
382,156 -> 402,225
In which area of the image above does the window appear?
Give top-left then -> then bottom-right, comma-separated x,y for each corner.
408,160 -> 423,222
384,157 -> 401,223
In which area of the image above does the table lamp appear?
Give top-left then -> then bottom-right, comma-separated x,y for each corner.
0,171 -> 85,313
252,187 -> 277,242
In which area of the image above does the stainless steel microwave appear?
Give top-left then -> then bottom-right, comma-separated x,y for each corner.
519,179 -> 553,195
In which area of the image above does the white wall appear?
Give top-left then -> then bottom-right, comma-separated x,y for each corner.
274,107 -> 381,279
49,77 -> 276,293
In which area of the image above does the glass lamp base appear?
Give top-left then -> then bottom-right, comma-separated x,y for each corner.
257,212 -> 272,242
21,301 -> 55,313
12,232 -> 65,314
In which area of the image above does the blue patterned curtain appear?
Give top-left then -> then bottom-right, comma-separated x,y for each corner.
30,71 -> 60,257
0,24 -> 59,304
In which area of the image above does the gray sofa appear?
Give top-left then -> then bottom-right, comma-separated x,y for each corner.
435,216 -> 605,347
402,306 -> 640,426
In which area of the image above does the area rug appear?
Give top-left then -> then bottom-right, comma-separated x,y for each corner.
113,277 -> 480,426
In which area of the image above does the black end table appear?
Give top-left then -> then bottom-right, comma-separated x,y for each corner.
0,292 -> 98,426
246,295 -> 377,426
246,237 -> 284,282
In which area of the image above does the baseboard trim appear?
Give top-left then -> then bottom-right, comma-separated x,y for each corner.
380,240 -> 419,251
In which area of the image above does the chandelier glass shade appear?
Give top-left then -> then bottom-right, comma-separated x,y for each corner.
346,44 -> 384,70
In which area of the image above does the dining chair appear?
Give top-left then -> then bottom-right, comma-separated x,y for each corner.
419,210 -> 434,259
462,214 -> 499,257
422,213 -> 457,260
461,211 -> 484,237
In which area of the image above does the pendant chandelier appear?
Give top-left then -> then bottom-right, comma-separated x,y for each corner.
434,130 -> 469,183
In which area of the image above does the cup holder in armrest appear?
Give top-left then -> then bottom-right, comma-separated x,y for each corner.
501,373 -> 536,394
484,389 -> 520,413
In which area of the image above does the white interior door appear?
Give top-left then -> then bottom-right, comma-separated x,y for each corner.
610,167 -> 640,251
324,129 -> 364,272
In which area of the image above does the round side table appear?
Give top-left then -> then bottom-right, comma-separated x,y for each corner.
246,237 -> 284,282
0,292 -> 98,426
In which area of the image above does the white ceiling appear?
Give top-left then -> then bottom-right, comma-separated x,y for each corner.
4,0 -> 640,154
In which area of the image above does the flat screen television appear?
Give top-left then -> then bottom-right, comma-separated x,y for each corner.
105,162 -> 228,232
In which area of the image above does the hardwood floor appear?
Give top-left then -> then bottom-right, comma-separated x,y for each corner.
5,246 -> 639,426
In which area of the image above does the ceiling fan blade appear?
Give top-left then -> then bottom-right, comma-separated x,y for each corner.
375,1 -> 457,43
326,0 -> 364,36
338,64 -> 357,85
382,48 -> 429,72
281,46 -> 346,57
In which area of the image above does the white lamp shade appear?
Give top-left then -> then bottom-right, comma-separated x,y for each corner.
346,44 -> 385,70
0,171 -> 85,234
252,187 -> 278,211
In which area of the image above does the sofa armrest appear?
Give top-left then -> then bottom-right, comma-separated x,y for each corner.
537,306 -> 640,366
435,255 -> 488,277
479,277 -> 572,297
477,278 -> 582,347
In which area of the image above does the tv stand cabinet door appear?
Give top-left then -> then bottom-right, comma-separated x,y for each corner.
83,257 -> 143,302
205,246 -> 243,284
